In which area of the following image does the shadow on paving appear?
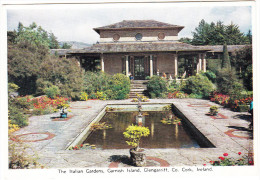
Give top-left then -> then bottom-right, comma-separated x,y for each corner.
109,155 -> 132,166
227,126 -> 253,139
232,114 -> 252,122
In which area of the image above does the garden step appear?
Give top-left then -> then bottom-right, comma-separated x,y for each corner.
131,87 -> 147,90
130,88 -> 146,91
129,80 -> 148,98
131,80 -> 149,84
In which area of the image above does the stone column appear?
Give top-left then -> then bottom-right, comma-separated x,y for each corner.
202,53 -> 206,72
150,55 -> 153,77
197,53 -> 202,73
174,54 -> 178,78
193,56 -> 196,75
101,53 -> 104,72
126,55 -> 129,77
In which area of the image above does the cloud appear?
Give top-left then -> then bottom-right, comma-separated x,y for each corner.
7,4 -> 252,43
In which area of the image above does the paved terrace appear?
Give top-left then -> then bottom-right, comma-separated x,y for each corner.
11,99 -> 253,168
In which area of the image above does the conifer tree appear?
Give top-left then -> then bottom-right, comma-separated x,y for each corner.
221,42 -> 231,69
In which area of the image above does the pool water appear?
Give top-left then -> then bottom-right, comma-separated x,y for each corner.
83,111 -> 200,149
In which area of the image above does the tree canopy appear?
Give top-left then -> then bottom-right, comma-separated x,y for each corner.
180,19 -> 251,45
8,22 -> 84,97
11,22 -> 60,50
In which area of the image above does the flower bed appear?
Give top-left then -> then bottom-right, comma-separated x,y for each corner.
210,93 -> 230,106
210,152 -> 254,166
168,91 -> 188,99
232,97 -> 253,112
210,92 -> 252,112
18,96 -> 71,115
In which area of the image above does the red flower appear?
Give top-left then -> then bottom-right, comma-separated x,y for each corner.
209,161 -> 213,164
219,157 -> 225,161
238,152 -> 242,155
203,164 -> 206,166
249,161 -> 253,165
223,153 -> 228,156
80,144 -> 83,147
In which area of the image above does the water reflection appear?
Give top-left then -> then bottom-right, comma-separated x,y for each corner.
84,111 -> 200,149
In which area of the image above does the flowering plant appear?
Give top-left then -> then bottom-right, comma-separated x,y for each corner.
95,91 -> 107,100
168,91 -> 188,99
123,125 -> 150,151
210,92 -> 230,106
233,97 -> 253,110
54,97 -> 71,114
210,152 -> 254,166
209,105 -> 219,116
80,92 -> 88,101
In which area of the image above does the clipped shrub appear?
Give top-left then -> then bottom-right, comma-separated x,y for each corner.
8,83 -> 19,95
38,57 -> 84,100
147,76 -> 167,98
8,83 -> 29,127
181,74 -> 214,98
188,93 -> 203,99
83,71 -> 110,95
8,103 -> 28,127
202,70 -> 216,83
243,64 -> 252,91
35,79 -> 53,96
207,59 -> 222,74
44,85 -> 60,99
108,73 -> 130,100
83,72 -> 130,100
216,68 -> 243,95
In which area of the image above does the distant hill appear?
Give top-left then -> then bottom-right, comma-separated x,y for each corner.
59,41 -> 92,49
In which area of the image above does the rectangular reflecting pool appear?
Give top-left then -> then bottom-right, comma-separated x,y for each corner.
83,111 -> 201,149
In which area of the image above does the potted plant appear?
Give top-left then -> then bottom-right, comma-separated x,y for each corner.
209,105 -> 219,116
57,102 -> 70,118
123,125 -> 150,167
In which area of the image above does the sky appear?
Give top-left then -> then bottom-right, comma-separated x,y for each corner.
6,3 -> 252,44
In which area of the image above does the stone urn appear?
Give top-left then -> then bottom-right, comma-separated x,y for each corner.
130,148 -> 146,167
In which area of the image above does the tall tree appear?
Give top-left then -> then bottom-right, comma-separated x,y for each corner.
61,42 -> 72,49
224,22 -> 246,45
192,19 -> 211,45
221,42 -> 231,69
8,22 -> 60,95
246,30 -> 252,44
48,32 -> 60,49
190,20 -> 250,45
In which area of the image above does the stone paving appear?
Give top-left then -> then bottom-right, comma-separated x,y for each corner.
11,98 -> 253,168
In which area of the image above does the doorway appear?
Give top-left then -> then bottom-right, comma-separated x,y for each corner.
134,56 -> 145,80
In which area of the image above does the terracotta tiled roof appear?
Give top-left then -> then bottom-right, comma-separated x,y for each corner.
94,20 -> 184,34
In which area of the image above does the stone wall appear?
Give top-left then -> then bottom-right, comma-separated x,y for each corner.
100,29 -> 179,38
104,54 -> 123,75
103,53 -> 176,78
157,53 -> 175,76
